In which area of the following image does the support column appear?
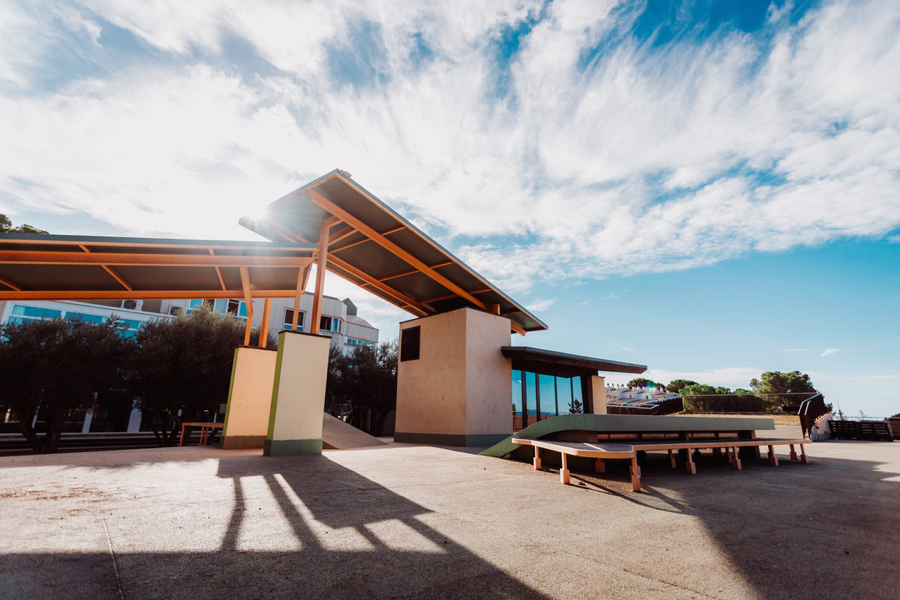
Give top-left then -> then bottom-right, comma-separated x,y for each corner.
264,331 -> 331,456
240,267 -> 255,346
221,346 -> 277,449
309,221 -> 329,335
258,298 -> 272,348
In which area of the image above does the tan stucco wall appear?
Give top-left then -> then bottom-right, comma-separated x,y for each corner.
395,308 -> 512,443
464,309 -> 514,435
222,347 -> 278,447
396,309 -> 468,435
591,376 -> 606,414
269,332 -> 330,442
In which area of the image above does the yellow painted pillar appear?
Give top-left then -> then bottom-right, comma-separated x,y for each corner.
264,331 -> 331,456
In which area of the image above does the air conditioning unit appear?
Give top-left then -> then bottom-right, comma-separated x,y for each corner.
122,300 -> 142,311
169,306 -> 181,316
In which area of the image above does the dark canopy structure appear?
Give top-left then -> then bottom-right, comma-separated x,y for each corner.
0,234 -> 315,301
501,346 -> 647,377
240,169 -> 547,335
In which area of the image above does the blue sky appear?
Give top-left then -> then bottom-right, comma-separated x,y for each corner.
1,0 -> 898,416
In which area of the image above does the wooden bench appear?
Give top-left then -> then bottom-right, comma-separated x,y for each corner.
179,422 -> 224,446
513,437 -> 810,492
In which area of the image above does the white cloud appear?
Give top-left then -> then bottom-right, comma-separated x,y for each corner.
2,0 -> 899,296
603,289 -> 628,300
821,348 -> 841,356
617,345 -> 639,355
525,298 -> 555,312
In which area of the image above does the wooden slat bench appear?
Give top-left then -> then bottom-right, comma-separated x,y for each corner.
513,437 -> 810,492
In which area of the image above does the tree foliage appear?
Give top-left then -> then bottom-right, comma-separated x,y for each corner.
627,377 -> 651,388
749,371 -> 821,410
326,340 -> 398,436
0,214 -> 49,234
0,317 -> 130,453
666,379 -> 698,393
129,306 -> 272,446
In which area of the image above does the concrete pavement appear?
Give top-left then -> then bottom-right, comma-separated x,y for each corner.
1,429 -> 897,599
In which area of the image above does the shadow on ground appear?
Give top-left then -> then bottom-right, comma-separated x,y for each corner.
1,451 -> 548,600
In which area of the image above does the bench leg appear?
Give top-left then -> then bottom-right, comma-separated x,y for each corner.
179,424 -> 187,447
685,448 -> 696,475
731,447 -> 742,470
712,447 -> 722,459
800,444 -> 809,464
560,453 -> 570,484
790,444 -> 798,461
768,445 -> 779,466
726,449 -> 733,464
595,458 -> 605,473
631,456 -> 641,492
200,427 -> 208,445
668,449 -> 676,469
533,446 -> 541,470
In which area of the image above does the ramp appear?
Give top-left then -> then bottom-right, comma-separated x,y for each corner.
322,413 -> 387,449
480,413 -> 776,458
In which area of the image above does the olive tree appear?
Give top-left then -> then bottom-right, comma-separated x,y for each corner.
0,317 -> 130,453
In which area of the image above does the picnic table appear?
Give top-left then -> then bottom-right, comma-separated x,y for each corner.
513,436 -> 810,492
179,422 -> 224,446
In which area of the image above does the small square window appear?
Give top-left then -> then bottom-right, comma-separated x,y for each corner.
400,326 -> 420,362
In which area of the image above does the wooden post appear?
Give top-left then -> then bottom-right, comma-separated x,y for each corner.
560,453 -> 570,484
533,446 -> 541,470
309,221 -> 329,335
258,298 -> 272,349
291,267 -> 305,332
768,445 -> 779,466
631,456 -> 641,492
240,267 -> 254,347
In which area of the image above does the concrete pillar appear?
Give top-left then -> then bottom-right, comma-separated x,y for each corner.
264,331 -> 330,456
126,409 -> 142,433
591,376 -> 606,414
221,346 -> 278,449
81,409 -> 93,434
395,308 -> 512,446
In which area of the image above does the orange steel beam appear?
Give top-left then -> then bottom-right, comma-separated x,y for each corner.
328,254 -> 431,316
291,267 -> 305,332
260,220 -> 431,318
0,274 -> 22,291
309,221 -> 329,334
0,289 -> 298,301
78,243 -> 133,291
378,269 -> 418,282
258,298 -> 272,349
240,267 -> 254,346
209,249 -> 227,291
327,225 -> 356,247
0,251 -> 313,268
308,189 -> 488,312
1,238 -> 311,251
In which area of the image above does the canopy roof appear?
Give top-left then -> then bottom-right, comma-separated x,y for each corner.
0,234 -> 315,300
501,346 -> 647,378
240,170 -> 547,334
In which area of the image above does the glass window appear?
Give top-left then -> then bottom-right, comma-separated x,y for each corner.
11,305 -> 62,320
512,370 -> 524,430
213,299 -> 227,313
283,309 -> 305,331
539,374 -> 557,419
65,312 -> 104,324
556,376 -> 573,414
400,326 -> 420,361
572,377 -> 584,413
523,371 -> 537,427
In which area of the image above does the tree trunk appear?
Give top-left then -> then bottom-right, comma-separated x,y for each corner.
18,418 -> 45,454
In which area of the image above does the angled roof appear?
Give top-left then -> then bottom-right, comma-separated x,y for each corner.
0,234 -> 315,300
240,170 -> 547,334
501,346 -> 647,377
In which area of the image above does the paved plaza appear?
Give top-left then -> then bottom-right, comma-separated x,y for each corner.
1,426 -> 897,599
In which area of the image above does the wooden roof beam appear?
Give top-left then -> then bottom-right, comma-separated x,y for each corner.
254,220 -> 432,318
0,274 -> 22,291
378,269 -> 418,282
79,243 -> 132,292
0,251 -> 313,268
309,189 -> 488,312
0,289 -> 301,301
209,249 -> 227,291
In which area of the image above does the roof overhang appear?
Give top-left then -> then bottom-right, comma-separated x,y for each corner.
501,346 -> 647,378
240,169 -> 548,335
0,234 -> 316,300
